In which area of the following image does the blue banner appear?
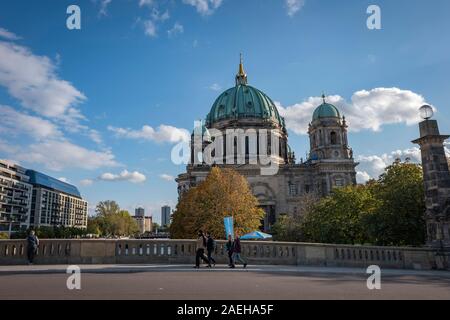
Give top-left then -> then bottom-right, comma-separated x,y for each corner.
224,216 -> 234,239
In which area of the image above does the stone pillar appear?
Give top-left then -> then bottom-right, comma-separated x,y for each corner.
412,119 -> 450,248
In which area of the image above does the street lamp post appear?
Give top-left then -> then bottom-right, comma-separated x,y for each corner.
412,105 -> 450,251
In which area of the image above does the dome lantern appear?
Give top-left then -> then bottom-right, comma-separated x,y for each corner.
235,53 -> 248,86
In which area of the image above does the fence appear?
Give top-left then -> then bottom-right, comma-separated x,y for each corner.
0,239 -> 447,270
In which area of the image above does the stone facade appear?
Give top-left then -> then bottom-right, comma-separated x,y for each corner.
177,63 -> 357,232
413,117 -> 450,248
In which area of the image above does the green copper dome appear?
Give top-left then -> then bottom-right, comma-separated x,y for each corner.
312,96 -> 340,121
205,57 -> 285,129
206,85 -> 285,128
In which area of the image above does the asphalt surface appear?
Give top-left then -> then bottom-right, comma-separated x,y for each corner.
0,264 -> 449,300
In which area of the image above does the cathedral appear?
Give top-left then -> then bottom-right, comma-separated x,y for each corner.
177,58 -> 358,232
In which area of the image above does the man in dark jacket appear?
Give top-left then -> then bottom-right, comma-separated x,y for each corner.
26,230 -> 39,265
206,232 -> 216,266
232,233 -> 247,268
225,235 -> 234,268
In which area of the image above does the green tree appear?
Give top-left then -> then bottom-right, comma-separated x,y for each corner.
91,201 -> 139,237
96,200 -> 121,217
152,223 -> 160,230
364,161 -> 426,246
298,161 -> 426,246
87,217 -> 101,235
301,185 -> 378,245
171,167 -> 265,239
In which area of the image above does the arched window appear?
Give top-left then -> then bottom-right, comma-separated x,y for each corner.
330,131 -> 337,145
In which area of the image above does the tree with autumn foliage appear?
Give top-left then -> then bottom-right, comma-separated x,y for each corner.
170,167 -> 265,239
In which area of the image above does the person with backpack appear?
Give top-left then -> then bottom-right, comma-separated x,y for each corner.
194,230 -> 210,268
206,232 -> 216,267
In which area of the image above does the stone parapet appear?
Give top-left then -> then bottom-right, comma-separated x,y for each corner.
0,239 -> 447,270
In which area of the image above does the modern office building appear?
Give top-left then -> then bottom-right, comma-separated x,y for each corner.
26,170 -> 88,229
135,207 -> 145,217
161,205 -> 171,227
133,207 -> 152,234
0,160 -> 33,234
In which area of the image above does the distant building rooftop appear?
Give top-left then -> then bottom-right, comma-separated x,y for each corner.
25,170 -> 82,198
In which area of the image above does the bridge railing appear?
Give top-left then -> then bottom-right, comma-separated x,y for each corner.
0,239 -> 446,270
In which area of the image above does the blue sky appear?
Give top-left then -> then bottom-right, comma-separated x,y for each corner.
1,0 -> 449,222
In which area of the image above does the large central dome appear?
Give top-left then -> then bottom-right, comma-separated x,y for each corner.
205,57 -> 285,129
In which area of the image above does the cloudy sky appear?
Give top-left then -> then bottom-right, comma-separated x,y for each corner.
0,0 -> 449,221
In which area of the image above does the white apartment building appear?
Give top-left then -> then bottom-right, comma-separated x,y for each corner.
0,160 -> 32,234
27,170 -> 88,229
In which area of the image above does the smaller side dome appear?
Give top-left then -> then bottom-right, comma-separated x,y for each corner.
312,94 -> 341,121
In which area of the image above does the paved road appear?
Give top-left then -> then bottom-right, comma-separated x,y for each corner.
1,264 -> 449,300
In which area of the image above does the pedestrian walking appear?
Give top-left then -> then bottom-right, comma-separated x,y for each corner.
232,233 -> 247,268
26,230 -> 39,265
194,230 -> 211,268
226,234 -> 235,268
206,232 -> 216,266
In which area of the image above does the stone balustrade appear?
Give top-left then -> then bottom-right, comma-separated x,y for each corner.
0,239 -> 448,270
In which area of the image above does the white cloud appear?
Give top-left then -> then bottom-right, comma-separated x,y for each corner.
159,174 -> 175,182
0,41 -> 86,123
151,9 -> 170,22
356,171 -> 371,184
99,0 -> 112,16
0,28 -> 21,41
357,147 -> 422,181
80,179 -> 94,186
0,40 -> 102,144
0,105 -> 62,140
87,129 -> 103,145
167,22 -> 184,38
0,38 -> 111,171
182,0 -> 223,16
277,88 -> 431,135
143,20 -> 157,38
139,0 -> 154,7
285,0 -> 305,17
99,170 -> 147,183
209,83 -> 222,91
58,177 -> 70,183
108,124 -> 190,143
445,142 -> 450,158
0,140 -> 119,171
